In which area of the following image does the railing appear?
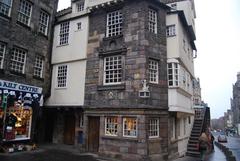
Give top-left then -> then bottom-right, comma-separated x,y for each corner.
194,106 -> 210,133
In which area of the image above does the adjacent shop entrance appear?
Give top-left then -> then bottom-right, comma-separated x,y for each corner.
88,116 -> 100,152
64,114 -> 75,145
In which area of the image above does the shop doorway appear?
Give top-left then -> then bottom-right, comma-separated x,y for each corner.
88,116 -> 100,152
64,114 -> 76,145
44,110 -> 55,143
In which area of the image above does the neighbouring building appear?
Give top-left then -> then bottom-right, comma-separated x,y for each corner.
163,0 -> 197,158
84,0 -> 169,160
44,0 -> 88,146
231,72 -> 240,132
0,0 -> 58,146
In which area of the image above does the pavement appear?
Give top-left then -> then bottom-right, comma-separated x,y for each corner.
172,144 -> 226,161
221,136 -> 240,161
0,144 -> 227,161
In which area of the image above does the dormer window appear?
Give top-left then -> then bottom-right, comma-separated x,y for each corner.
76,2 -> 84,12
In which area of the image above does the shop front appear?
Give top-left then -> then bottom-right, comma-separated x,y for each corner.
0,79 -> 42,151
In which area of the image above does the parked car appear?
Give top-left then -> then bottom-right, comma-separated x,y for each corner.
218,134 -> 227,143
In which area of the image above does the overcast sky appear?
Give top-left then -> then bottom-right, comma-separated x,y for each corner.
57,0 -> 240,119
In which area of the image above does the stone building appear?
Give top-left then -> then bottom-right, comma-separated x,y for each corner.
84,0 -> 169,160
231,72 -> 240,128
0,0 -> 58,143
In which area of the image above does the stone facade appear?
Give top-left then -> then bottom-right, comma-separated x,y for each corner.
0,0 -> 58,142
84,0 -> 169,160
0,0 -> 58,96
231,73 -> 240,126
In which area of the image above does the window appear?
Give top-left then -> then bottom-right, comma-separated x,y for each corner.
106,10 -> 123,37
166,25 -> 176,36
123,117 -> 137,137
0,42 -> 6,69
168,63 -> 179,86
39,10 -> 49,35
10,47 -> 26,74
105,117 -> 118,136
149,118 -> 159,138
57,65 -> 67,88
77,22 -> 81,30
149,59 -> 158,84
0,0 -> 12,16
76,2 -> 84,12
18,0 -> 32,26
104,55 -> 122,85
59,21 -> 70,45
34,55 -> 43,78
148,8 -> 157,34
170,3 -> 177,10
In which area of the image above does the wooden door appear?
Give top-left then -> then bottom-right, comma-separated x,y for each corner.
64,114 -> 75,145
88,117 -> 100,152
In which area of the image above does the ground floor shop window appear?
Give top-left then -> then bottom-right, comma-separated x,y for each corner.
105,117 -> 118,136
149,118 -> 159,138
123,117 -> 137,137
0,80 -> 42,143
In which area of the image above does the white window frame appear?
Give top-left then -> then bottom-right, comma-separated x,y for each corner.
39,10 -> 49,36
166,25 -> 176,37
148,8 -> 157,34
59,21 -> 70,45
105,117 -> 118,136
0,42 -> 6,69
103,55 -> 122,85
106,10 -> 123,37
10,47 -> 27,74
149,59 -> 159,84
168,63 -> 179,87
149,118 -> 159,138
123,117 -> 137,138
76,2 -> 84,12
56,65 -> 68,88
17,0 -> 32,26
0,0 -> 12,17
33,55 -> 44,78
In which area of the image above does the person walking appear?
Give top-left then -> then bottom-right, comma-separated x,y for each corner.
198,132 -> 210,161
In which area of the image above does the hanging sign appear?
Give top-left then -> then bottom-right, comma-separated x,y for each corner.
0,79 -> 42,94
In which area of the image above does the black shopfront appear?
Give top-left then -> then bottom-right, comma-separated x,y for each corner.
0,79 -> 42,148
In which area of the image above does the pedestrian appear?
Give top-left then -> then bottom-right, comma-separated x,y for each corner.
210,133 -> 215,151
198,132 -> 210,161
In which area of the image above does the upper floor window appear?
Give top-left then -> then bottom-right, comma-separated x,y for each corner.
123,117 -> 137,137
149,59 -> 159,84
0,42 -> 6,69
10,47 -> 26,74
149,118 -> 159,138
166,25 -> 176,37
148,8 -> 157,34
34,55 -> 43,78
105,117 -> 118,136
39,10 -> 49,36
18,0 -> 32,26
77,22 -> 81,30
168,63 -> 179,87
59,21 -> 70,45
57,65 -> 68,88
106,10 -> 123,37
0,0 -> 12,17
104,55 -> 122,85
76,2 -> 84,12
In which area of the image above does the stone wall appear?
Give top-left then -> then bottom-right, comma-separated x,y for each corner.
0,0 -> 58,96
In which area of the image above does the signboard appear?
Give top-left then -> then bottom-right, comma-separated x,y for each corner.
0,79 -> 42,94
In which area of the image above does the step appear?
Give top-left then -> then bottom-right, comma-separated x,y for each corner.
186,151 -> 200,157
